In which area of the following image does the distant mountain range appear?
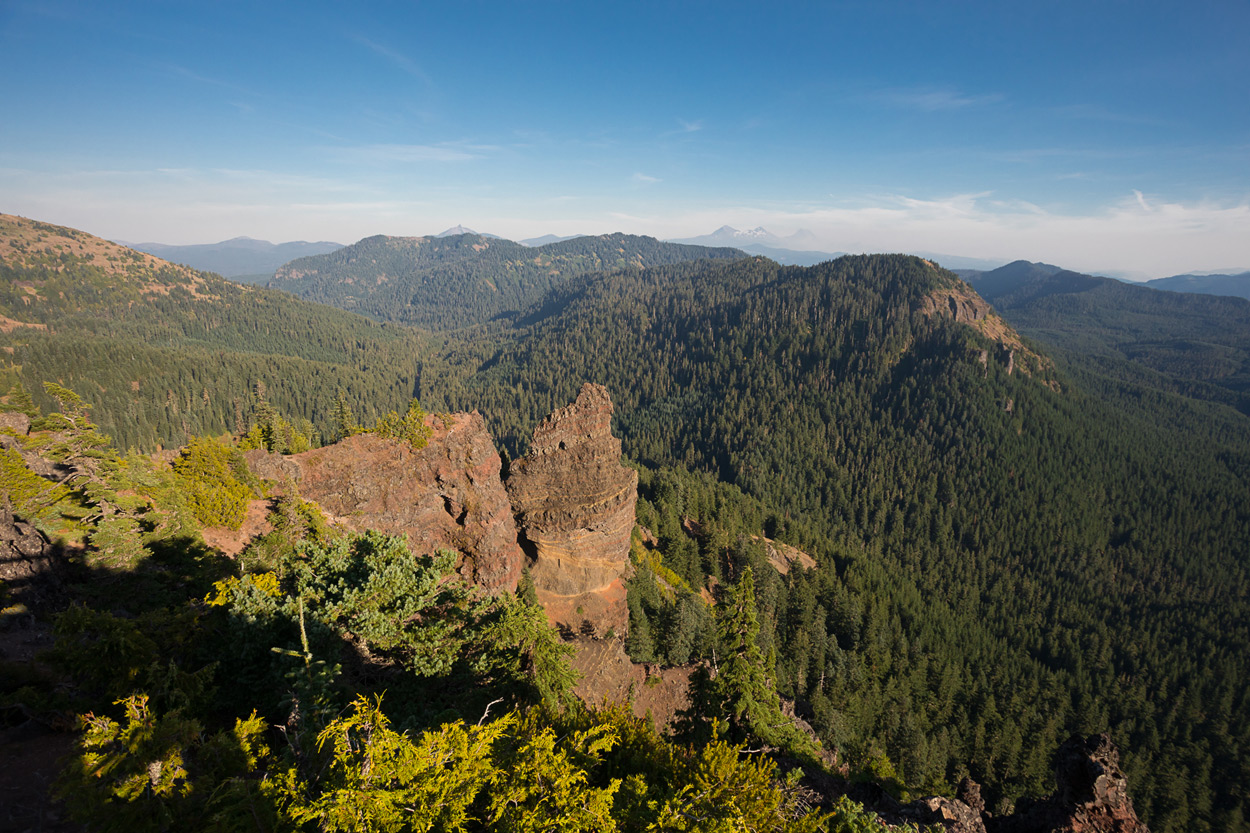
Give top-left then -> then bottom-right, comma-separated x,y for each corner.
121,224 -> 1249,300
521,233 -> 588,247
668,225 -> 817,249
1145,271 -> 1250,300
666,226 -> 1015,270
124,236 -> 344,281
435,225 -> 505,240
665,226 -> 840,266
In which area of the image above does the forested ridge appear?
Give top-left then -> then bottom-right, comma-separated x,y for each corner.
4,216 -> 1249,831
967,262 -> 1250,414
0,214 -> 434,450
268,231 -> 744,330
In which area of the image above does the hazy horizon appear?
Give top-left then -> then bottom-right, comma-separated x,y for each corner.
3,1 -> 1248,280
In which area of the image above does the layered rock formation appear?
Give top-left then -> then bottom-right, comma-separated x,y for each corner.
239,385 -> 641,618
252,412 -> 524,593
506,383 -> 637,632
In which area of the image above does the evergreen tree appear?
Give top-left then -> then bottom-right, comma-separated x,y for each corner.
680,568 -> 818,758
331,388 -> 360,442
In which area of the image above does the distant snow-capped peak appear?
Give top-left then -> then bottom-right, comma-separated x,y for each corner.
710,225 -> 771,240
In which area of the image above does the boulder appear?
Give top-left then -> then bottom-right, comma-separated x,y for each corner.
899,796 -> 987,833
1,501 -> 61,614
0,412 -> 30,435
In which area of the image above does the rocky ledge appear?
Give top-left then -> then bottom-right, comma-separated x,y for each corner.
250,411 -> 524,594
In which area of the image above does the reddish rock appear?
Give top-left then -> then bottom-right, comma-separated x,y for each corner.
568,637 -> 692,728
988,734 -> 1149,833
506,383 -> 637,632
265,413 -> 523,593
242,448 -> 301,483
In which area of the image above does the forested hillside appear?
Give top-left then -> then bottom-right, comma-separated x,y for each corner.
968,263 -> 1250,416
269,231 -> 744,329
0,215 -> 433,449
419,254 -> 1250,832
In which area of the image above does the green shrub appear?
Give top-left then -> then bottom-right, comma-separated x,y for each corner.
171,437 -> 256,529
371,398 -> 433,450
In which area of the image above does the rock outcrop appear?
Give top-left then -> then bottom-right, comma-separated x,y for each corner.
876,734 -> 1148,833
506,383 -> 637,632
1,502 -> 62,616
899,795 -> 988,833
0,412 -> 31,435
567,636 -> 693,728
263,412 -> 524,593
989,734 -> 1149,833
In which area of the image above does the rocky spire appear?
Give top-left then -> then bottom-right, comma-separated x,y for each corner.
506,383 -> 637,633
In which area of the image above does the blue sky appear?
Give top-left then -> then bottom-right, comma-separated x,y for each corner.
2,0 -> 1248,278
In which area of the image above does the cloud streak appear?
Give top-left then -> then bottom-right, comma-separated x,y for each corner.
327,143 -> 488,164
352,35 -> 434,86
870,86 -> 1004,112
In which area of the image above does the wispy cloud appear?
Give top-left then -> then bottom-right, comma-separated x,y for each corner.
329,143 -> 488,164
155,62 -> 260,98
632,172 -> 661,184
1051,103 -> 1166,126
659,119 -> 705,138
871,86 -> 1003,112
352,35 -> 434,86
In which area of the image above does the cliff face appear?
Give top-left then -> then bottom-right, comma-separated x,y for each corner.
506,383 -> 638,632
259,412 -> 524,593
241,385 -> 640,620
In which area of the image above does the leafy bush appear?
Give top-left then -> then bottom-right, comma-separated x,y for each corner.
57,695 -> 275,833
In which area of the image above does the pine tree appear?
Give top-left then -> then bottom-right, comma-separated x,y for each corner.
679,568 -> 819,758
2,380 -> 38,417
331,389 -> 360,442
